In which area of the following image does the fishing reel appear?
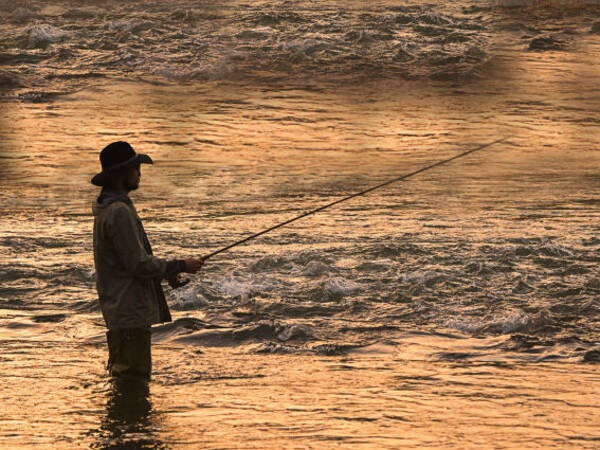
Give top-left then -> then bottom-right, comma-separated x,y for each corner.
167,275 -> 191,289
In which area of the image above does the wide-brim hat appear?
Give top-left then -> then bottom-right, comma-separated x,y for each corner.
91,141 -> 153,187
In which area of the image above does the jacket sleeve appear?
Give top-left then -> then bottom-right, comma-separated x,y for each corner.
107,203 -> 168,279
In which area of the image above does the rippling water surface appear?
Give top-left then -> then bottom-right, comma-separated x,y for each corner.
1,0 -> 600,447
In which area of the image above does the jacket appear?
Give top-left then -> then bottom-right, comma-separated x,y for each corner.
92,191 -> 182,329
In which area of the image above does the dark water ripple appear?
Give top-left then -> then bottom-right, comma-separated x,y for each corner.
131,234 -> 599,360
0,0 -> 496,95
1,222 -> 598,360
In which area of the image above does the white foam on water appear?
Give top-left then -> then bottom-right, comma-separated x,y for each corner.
319,277 -> 361,300
499,311 -> 549,334
301,260 -> 330,277
105,19 -> 145,33
139,53 -> 235,82
28,24 -> 70,47
236,27 -> 275,40
190,55 -> 234,81
169,285 -> 209,310
277,38 -> 321,53
277,323 -> 311,341
211,274 -> 273,299
150,66 -> 200,82
445,310 -> 554,335
540,241 -> 573,257
418,13 -> 454,26
444,317 -> 490,334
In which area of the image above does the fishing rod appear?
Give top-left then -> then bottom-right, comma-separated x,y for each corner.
201,136 -> 510,261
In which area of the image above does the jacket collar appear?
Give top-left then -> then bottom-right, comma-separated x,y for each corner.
97,189 -> 133,206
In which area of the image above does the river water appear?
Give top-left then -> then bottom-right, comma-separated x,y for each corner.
1,0 -> 599,448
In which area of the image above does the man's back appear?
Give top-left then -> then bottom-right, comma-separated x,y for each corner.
92,192 -> 171,330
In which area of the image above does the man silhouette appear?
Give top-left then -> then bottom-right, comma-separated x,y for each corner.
91,141 -> 204,380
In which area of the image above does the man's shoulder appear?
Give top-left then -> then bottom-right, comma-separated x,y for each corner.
102,200 -> 131,214
103,201 -> 139,222
108,200 -> 132,210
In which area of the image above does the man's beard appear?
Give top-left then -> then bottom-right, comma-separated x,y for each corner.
125,181 -> 139,192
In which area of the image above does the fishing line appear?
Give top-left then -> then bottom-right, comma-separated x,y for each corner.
202,136 -> 510,261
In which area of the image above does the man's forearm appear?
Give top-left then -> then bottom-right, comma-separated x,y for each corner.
164,259 -> 186,279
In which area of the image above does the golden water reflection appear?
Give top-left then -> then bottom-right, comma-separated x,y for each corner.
0,1 -> 599,448
92,379 -> 165,450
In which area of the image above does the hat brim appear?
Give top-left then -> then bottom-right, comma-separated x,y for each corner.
91,153 -> 153,186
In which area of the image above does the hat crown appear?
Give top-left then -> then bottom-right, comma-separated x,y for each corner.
100,141 -> 135,170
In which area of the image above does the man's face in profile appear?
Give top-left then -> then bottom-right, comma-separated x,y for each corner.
125,164 -> 141,191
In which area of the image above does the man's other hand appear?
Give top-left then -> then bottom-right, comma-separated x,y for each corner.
184,257 -> 204,274
168,274 -> 190,289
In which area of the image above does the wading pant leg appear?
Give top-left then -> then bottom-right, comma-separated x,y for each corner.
106,328 -> 152,380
